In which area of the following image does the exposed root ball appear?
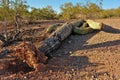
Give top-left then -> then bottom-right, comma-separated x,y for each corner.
13,42 -> 47,70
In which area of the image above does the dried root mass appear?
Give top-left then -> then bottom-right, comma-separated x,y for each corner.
13,42 -> 47,70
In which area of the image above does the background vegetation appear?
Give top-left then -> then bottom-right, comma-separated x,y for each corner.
0,0 -> 120,21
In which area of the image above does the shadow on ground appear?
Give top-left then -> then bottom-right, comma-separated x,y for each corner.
47,56 -> 104,72
0,58 -> 33,75
103,24 -> 120,34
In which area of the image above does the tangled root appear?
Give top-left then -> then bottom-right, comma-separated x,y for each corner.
13,42 -> 48,71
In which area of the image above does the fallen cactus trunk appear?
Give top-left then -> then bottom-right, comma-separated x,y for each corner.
73,27 -> 94,35
38,37 -> 61,57
39,23 -> 73,57
73,22 -> 94,35
39,20 -> 103,57
73,20 -> 103,35
71,19 -> 85,28
50,23 -> 73,41
86,19 -> 103,30
46,23 -> 63,33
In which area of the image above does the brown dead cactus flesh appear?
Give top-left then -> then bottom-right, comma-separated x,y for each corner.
13,42 -> 48,71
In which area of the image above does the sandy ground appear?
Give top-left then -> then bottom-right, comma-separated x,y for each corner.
0,19 -> 120,80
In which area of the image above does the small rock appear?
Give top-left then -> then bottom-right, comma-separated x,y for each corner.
91,75 -> 94,78
68,41 -> 71,43
24,76 -> 27,79
71,69 -> 75,72
23,60 -> 26,62
69,51 -> 72,54
49,70 -> 53,73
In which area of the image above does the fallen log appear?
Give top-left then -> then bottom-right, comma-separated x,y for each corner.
38,37 -> 61,58
50,23 -> 73,41
39,23 -> 73,57
71,19 -> 85,28
73,22 -> 94,35
38,19 -> 103,57
86,19 -> 103,30
46,23 -> 63,33
73,26 -> 94,35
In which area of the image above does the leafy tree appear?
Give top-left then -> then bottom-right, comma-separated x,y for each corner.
30,7 -> 40,20
0,0 -> 28,47
60,2 -> 102,19
87,3 -> 101,18
30,6 -> 57,20
0,0 -> 12,41
60,2 -> 74,20
115,7 -> 120,17
39,6 -> 57,20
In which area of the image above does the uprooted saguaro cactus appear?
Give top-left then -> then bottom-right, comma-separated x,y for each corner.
9,19 -> 103,70
39,19 -> 103,58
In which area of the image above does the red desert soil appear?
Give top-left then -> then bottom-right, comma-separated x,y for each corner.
0,19 -> 120,80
